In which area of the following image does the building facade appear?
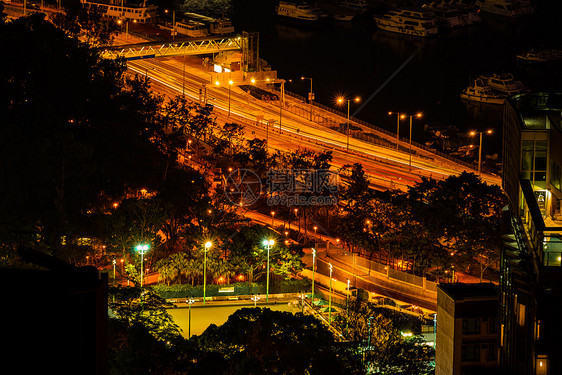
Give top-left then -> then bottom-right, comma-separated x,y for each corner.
436,283 -> 499,375
500,92 -> 562,375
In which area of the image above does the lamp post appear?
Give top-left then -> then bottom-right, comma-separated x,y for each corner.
187,297 -> 195,339
112,258 -> 117,287
337,96 -> 361,151
228,79 -> 233,116
406,113 -> 423,171
469,129 -> 493,175
251,294 -> 260,307
135,244 -> 150,287
367,316 -> 374,350
271,211 -> 276,226
299,292 -> 306,314
328,263 -> 333,324
311,248 -> 316,306
262,239 -> 274,302
301,76 -> 314,121
388,111 -> 405,149
346,278 -> 350,338
203,241 -> 212,305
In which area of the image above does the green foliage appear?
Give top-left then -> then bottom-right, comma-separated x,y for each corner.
149,279 -> 311,299
109,286 -> 183,343
192,308 -> 364,374
334,299 -> 434,375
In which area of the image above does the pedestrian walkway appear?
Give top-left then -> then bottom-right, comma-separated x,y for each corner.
311,248 -> 437,311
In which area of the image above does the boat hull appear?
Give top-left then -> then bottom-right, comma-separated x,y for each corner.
460,92 -> 505,104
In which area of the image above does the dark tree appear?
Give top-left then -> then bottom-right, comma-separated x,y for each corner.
192,308 -> 364,374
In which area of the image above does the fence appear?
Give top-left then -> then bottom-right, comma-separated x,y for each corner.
326,245 -> 437,294
266,85 -> 479,172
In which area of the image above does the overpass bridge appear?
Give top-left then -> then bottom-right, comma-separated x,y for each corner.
100,35 -> 243,60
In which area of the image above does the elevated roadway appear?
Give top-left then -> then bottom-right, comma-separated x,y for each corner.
127,56 -> 501,190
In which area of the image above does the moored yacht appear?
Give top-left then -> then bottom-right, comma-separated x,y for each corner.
374,8 -> 439,37
517,49 -> 562,64
460,79 -> 507,104
447,0 -> 482,24
479,73 -> 527,95
276,1 -> 327,22
476,0 -> 535,17
423,2 -> 466,28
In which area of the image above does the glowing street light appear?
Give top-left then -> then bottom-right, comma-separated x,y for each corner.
346,278 -> 350,337
301,76 -> 314,121
203,241 -> 212,305
337,96 -> 361,151
469,129 -> 493,175
135,244 -> 150,287
251,294 -> 260,307
328,263 -> 333,324
311,248 -> 316,306
388,111 -> 404,144
262,239 -> 275,302
405,113 -> 423,171
271,211 -> 276,226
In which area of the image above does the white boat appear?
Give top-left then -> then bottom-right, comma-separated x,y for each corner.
475,0 -> 535,17
446,0 -> 482,24
174,19 -> 209,38
210,18 -> 235,35
276,1 -> 327,22
333,13 -> 355,21
80,0 -> 159,23
517,49 -> 562,64
340,0 -> 368,12
479,73 -> 527,95
460,79 -> 507,104
183,12 -> 235,35
423,2 -> 466,28
374,8 -> 439,37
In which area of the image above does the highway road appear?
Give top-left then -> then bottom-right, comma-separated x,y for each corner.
127,56 -> 501,191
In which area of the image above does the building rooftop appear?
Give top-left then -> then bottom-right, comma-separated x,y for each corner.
507,92 -> 562,131
438,282 -> 498,300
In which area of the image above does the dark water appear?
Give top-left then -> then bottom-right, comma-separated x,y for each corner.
231,0 -> 562,156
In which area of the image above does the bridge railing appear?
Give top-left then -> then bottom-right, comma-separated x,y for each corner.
268,86 -> 479,172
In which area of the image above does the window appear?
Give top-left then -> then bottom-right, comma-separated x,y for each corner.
461,344 -> 480,362
487,344 -> 497,361
463,317 -> 481,335
488,316 -> 498,334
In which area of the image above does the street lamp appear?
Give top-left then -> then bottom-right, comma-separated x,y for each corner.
388,111 -> 405,149
135,244 -> 150,287
299,291 -> 306,314
346,279 -> 350,337
406,113 -> 423,171
469,129 -> 493,175
338,96 -> 361,151
203,241 -> 212,305
187,297 -> 195,339
301,76 -> 314,121
271,211 -> 276,226
367,316 -> 374,350
262,239 -> 275,302
328,263 -> 333,324
228,79 -> 233,116
251,294 -> 260,307
311,248 -> 316,306
112,258 -> 117,287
